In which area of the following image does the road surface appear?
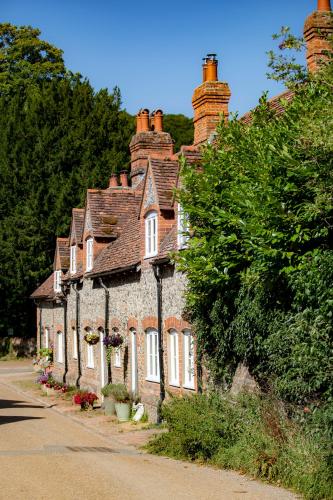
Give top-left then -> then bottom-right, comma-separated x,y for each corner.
0,362 -> 297,500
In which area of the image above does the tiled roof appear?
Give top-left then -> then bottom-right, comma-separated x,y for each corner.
88,212 -> 141,277
86,189 -> 140,238
150,158 -> 179,209
57,238 -> 70,270
241,90 -> 294,125
72,208 -> 84,244
63,262 -> 84,282
30,273 -> 55,300
158,225 -> 177,259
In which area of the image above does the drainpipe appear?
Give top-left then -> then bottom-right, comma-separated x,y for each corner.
153,263 -> 165,423
99,277 -> 110,384
73,283 -> 82,387
38,303 -> 42,351
62,295 -> 68,384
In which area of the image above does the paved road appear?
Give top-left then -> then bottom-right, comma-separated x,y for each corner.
0,363 -> 297,500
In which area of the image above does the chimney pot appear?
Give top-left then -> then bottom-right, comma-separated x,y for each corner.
141,109 -> 150,132
154,109 -> 163,132
136,111 -> 142,133
205,54 -> 218,81
120,171 -> 128,187
109,173 -> 118,188
318,0 -> 331,11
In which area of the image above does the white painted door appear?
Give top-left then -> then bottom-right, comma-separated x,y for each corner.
131,330 -> 138,394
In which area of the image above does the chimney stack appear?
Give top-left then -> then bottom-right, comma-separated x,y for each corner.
129,107 -> 173,188
109,173 -> 118,188
192,54 -> 231,146
120,171 -> 128,187
304,1 -> 332,73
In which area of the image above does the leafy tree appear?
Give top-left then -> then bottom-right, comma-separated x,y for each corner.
0,24 -> 134,337
163,114 -> 193,152
178,37 -> 333,408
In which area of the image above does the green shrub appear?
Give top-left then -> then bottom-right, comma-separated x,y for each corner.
107,384 -> 131,403
147,393 -> 333,500
101,383 -> 117,398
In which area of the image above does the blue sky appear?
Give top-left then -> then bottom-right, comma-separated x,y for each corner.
2,0 -> 313,117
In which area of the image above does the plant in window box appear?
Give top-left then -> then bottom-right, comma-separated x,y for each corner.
108,383 -> 132,422
84,331 -> 100,345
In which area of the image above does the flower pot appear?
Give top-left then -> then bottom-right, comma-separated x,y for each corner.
115,402 -> 131,422
104,397 -> 116,416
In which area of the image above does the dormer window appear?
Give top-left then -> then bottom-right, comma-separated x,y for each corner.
54,270 -> 62,293
145,211 -> 158,258
177,203 -> 189,249
70,245 -> 77,274
86,237 -> 93,271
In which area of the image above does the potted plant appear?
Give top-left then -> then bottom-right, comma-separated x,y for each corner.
73,391 -> 98,411
101,383 -> 117,416
103,333 -> 124,366
109,384 -> 132,422
84,331 -> 100,345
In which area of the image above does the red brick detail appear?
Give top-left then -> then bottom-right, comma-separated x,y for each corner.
55,323 -> 63,333
82,320 -> 92,330
127,317 -> 138,330
95,317 -> 105,330
70,319 -> 76,329
142,316 -> 158,330
304,10 -> 333,73
164,316 -> 191,332
192,80 -> 231,146
110,318 -> 121,330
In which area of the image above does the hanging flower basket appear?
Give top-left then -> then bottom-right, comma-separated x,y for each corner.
84,332 -> 100,345
103,333 -> 124,363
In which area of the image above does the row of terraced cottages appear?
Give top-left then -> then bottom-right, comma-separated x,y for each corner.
31,1 -> 333,420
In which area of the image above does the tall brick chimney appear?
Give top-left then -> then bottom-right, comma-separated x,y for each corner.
129,108 -> 173,188
192,54 -> 231,146
304,0 -> 333,73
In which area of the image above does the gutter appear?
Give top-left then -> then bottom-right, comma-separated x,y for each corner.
98,277 -> 110,385
73,283 -> 82,387
152,263 -> 165,424
62,295 -> 69,384
87,263 -> 139,280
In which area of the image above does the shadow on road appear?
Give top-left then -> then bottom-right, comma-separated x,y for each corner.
0,415 -> 44,426
0,399 -> 45,410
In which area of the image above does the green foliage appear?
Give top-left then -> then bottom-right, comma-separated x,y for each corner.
177,56 -> 333,406
147,394 -> 333,500
163,114 -> 193,153
107,383 -> 131,403
0,23 -> 66,95
101,383 -> 118,398
0,24 -> 134,337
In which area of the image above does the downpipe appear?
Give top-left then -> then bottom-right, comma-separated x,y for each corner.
73,283 -> 82,387
153,263 -> 165,423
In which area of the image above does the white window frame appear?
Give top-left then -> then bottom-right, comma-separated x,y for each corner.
86,237 -> 93,272
146,328 -> 160,382
87,343 -> 94,369
57,331 -> 63,364
54,270 -> 62,293
177,203 -> 189,249
73,329 -> 77,359
169,329 -> 179,386
183,330 -> 195,389
44,327 -> 49,349
145,211 -> 158,258
70,245 -> 77,274
114,347 -> 121,367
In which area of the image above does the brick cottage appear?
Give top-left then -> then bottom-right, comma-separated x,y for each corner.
31,1 -> 332,420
